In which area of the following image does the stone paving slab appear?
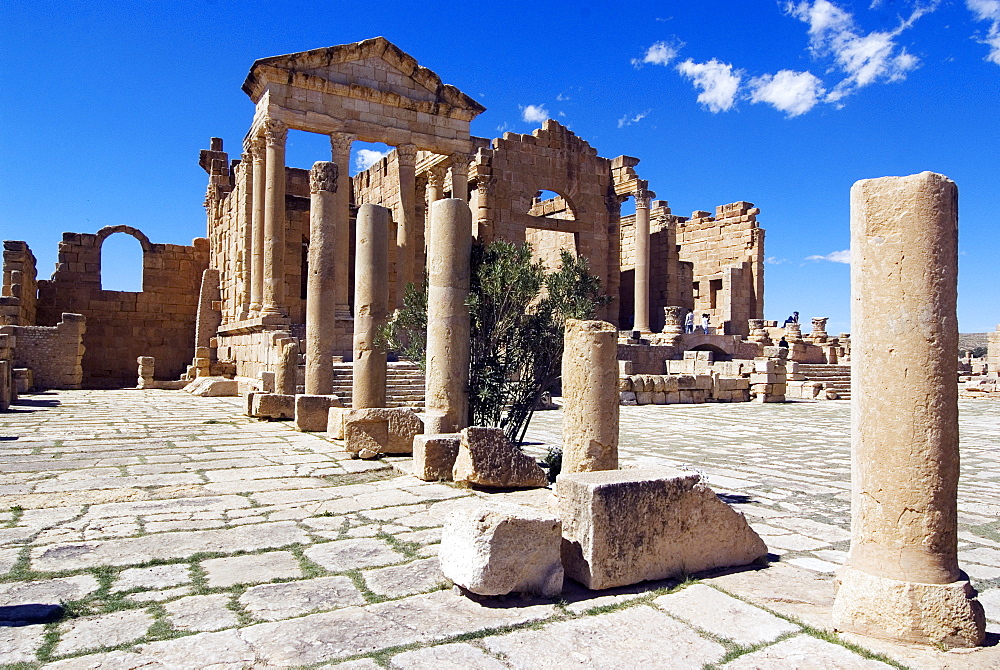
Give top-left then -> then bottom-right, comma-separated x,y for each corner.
2,389 -> 999,669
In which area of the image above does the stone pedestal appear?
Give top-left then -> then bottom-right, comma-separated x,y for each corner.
561,319 -> 619,474
352,204 -> 390,409
424,199 -> 472,433
834,171 -> 984,648
662,306 -> 686,336
305,161 -> 339,394
747,319 -> 770,344
785,322 -> 803,342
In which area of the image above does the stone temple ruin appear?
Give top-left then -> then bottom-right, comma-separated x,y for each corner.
0,37 -> 992,655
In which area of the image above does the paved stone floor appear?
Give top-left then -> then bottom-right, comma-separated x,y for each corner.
0,390 -> 998,669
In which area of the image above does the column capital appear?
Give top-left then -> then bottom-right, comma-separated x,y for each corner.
635,190 -> 651,210
309,161 -> 338,194
329,132 -> 356,158
426,165 -> 447,188
474,175 -> 494,198
248,134 -> 266,162
263,118 -> 287,148
395,143 -> 418,167
450,152 -> 472,169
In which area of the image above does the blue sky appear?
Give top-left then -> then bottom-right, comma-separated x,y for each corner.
1,0 -> 997,334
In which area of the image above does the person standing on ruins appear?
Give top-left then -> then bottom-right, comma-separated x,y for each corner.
684,310 -> 694,334
701,313 -> 711,334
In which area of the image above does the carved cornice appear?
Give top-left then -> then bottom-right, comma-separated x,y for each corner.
309,162 -> 338,194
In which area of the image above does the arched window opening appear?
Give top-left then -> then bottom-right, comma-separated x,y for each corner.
525,189 -> 578,271
100,233 -> 144,291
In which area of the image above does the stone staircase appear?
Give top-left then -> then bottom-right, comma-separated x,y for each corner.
797,363 -> 852,400
329,361 -> 426,408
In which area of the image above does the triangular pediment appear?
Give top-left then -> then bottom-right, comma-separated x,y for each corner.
242,37 -> 485,115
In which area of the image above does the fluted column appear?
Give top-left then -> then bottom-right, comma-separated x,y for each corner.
330,133 -> 355,313
261,118 -> 288,318
305,161 -> 338,394
395,144 -> 417,307
450,153 -> 470,202
633,190 -> 651,333
238,150 -> 254,320
249,134 -> 266,314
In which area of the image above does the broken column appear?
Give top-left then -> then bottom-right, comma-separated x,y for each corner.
633,190 -> 651,332
561,319 -> 619,473
352,203 -> 389,409
809,317 -> 829,343
833,172 -> 985,648
305,161 -> 338,395
424,198 -> 471,433
137,356 -> 154,389
275,339 -> 298,396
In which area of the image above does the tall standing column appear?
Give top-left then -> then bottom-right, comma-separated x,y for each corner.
833,172 -> 984,648
305,161 -> 339,395
352,204 -> 390,409
633,190 -> 651,333
330,133 -> 355,313
450,153 -> 470,202
395,144 -> 418,307
249,134 -> 266,314
261,118 -> 288,318
425,199 -> 471,433
561,319 -> 619,473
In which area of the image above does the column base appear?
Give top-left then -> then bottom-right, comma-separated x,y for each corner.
832,566 -> 985,648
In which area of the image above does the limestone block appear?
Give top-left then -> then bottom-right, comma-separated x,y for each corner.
452,427 -> 548,489
327,406 -> 348,439
344,407 -> 422,458
636,392 -> 653,405
556,467 -> 767,590
439,503 -> 563,597
293,394 -> 343,432
618,377 -> 631,392
620,391 -> 637,405
662,376 -> 679,392
676,375 -> 696,389
183,377 -> 238,397
252,393 -> 294,420
694,375 -> 713,390
652,391 -> 666,405
413,433 -> 461,481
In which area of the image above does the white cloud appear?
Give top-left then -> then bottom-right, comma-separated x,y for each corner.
617,110 -> 650,128
354,148 -> 389,172
806,249 -> 852,263
675,59 -> 742,112
521,104 -> 549,123
632,41 -> 680,67
967,0 -> 1000,64
749,70 -> 826,116
556,92 -> 570,101
766,256 -> 790,265
785,0 -> 933,101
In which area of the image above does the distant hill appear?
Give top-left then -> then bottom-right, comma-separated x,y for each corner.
959,333 -> 988,352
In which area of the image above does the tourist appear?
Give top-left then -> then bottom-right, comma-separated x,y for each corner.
684,310 -> 694,334
783,311 -> 799,326
701,313 -> 710,334
778,336 -> 789,348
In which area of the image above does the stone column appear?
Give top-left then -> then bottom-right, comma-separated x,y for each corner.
261,118 -> 288,318
633,190 -> 651,333
450,153 -> 470,202
833,172 -> 984,648
352,204 -> 390,409
661,306 -> 686,335
239,150 -> 254,320
305,161 -> 339,395
276,339 -> 298,395
785,322 -> 802,342
395,144 -> 418,308
561,319 -> 619,473
425,198 -> 472,433
810,317 -> 829,342
330,133 -> 355,313
249,134 -> 266,314
426,165 -> 446,205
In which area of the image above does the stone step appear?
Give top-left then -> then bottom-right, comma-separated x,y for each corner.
797,364 -> 852,399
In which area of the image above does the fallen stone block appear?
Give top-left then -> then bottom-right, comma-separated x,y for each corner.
439,502 -> 563,597
452,427 -> 548,489
183,377 -> 239,397
556,466 -> 767,590
327,406 -> 348,439
293,394 -> 342,432
413,433 -> 461,481
251,393 -> 295,420
344,407 -> 422,458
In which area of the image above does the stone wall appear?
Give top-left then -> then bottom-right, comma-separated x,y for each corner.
675,202 -> 764,336
11,314 -> 86,389
35,227 -> 209,387
1,240 -> 38,326
988,325 -> 1000,373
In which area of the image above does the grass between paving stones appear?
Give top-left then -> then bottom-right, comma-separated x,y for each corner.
288,544 -> 326,580
376,531 -> 422,559
577,575 -> 696,616
5,505 -> 24,527
321,468 -> 397,486
703,630 -> 801,669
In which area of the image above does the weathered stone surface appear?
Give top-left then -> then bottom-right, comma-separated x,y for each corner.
655,584 -> 799,646
240,575 -> 367,621
251,393 -> 295,419
353,204 -> 390,410
294,394 -> 343,432
0,626 -> 43,665
304,538 -> 406,572
452,427 -> 547,489
0,574 -> 100,604
55,609 -> 154,656
561,318 -> 618,473
184,377 -> 238,397
556,467 -> 767,590
483,605 -> 726,668
833,566 -> 986,648
389,642 -> 507,669
201,550 -> 302,588
112,564 -> 190,592
721,634 -> 895,669
439,503 -> 562,597
345,407 -> 422,458
362,557 -> 448,598
164,593 -> 239,632
412,433 -> 460,481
